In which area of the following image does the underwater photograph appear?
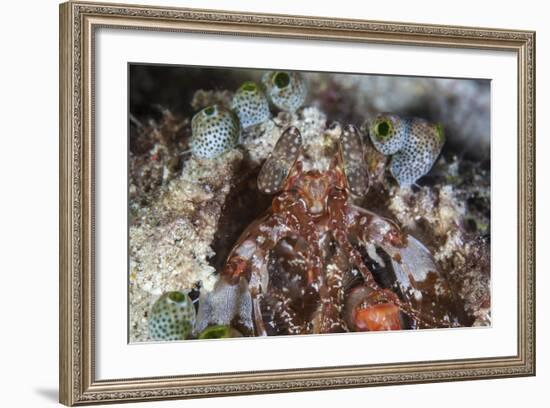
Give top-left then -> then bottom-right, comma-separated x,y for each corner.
128,64 -> 491,342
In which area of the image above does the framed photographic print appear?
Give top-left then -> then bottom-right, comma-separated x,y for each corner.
59,1 -> 536,405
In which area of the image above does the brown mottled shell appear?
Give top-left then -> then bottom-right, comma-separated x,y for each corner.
257,126 -> 302,194
340,124 -> 369,197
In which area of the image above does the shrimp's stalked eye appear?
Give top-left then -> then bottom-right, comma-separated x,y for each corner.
340,124 -> 369,197
367,113 -> 406,155
231,81 -> 271,129
257,126 -> 303,194
148,291 -> 196,341
262,71 -> 307,113
190,105 -> 240,159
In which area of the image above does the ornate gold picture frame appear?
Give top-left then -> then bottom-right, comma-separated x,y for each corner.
59,1 -> 535,405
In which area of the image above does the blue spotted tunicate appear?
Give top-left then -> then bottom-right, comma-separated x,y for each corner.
191,105 -> 240,159
148,291 -> 196,341
367,113 -> 445,187
198,325 -> 242,339
261,71 -> 307,113
368,113 -> 407,155
231,81 -> 271,128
